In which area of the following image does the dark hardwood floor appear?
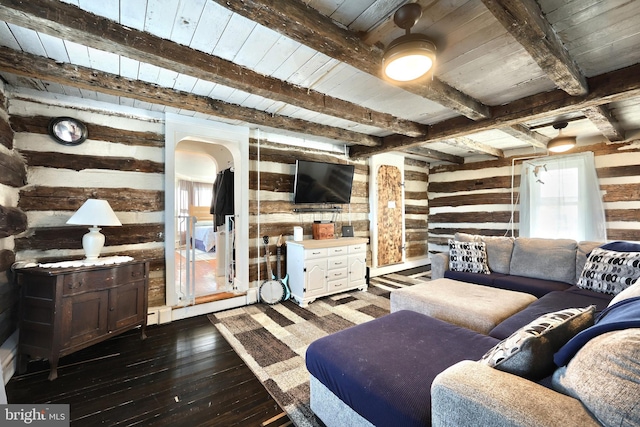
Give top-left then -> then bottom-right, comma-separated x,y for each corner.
6,314 -> 291,427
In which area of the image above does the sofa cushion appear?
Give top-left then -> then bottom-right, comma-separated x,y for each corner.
306,310 -> 499,427
448,240 -> 490,274
492,274 -> 572,298
577,247 -> 640,295
454,233 -> 515,274
479,235 -> 514,274
552,328 -> 640,427
609,277 -> 640,307
599,240 -> 640,252
489,290 -> 612,340
444,270 -> 505,287
480,306 -> 595,380
510,238 -> 577,284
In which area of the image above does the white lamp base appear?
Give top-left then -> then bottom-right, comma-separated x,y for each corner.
83,227 -> 105,260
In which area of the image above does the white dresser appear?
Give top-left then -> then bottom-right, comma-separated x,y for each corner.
286,237 -> 368,306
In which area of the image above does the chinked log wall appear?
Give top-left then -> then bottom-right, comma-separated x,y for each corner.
428,140 -> 640,254
0,81 -> 27,345
9,97 -> 166,308
6,95 -> 430,317
247,140 -> 370,284
247,144 -> 430,284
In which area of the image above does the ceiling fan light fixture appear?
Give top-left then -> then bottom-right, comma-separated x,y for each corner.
383,34 -> 436,82
547,122 -> 577,153
382,3 -> 436,83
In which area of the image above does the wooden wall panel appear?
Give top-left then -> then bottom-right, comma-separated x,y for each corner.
428,141 -> 640,255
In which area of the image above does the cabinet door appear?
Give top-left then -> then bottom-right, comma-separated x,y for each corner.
109,281 -> 146,331
304,260 -> 326,296
61,290 -> 109,349
348,254 -> 367,286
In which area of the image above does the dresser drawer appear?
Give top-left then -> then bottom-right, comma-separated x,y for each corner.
326,267 -> 348,281
305,248 -> 328,260
349,243 -> 367,254
327,277 -> 349,291
328,246 -> 348,257
63,263 -> 146,295
328,258 -> 348,270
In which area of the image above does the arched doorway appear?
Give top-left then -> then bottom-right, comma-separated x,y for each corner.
165,114 -> 250,318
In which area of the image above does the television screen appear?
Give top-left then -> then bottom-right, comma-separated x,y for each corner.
293,160 -> 355,204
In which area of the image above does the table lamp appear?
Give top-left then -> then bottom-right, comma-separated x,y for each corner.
66,199 -> 122,260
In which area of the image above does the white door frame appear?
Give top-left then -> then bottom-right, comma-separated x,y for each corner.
164,114 -> 249,307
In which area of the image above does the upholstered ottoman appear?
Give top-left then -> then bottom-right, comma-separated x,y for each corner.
306,310 -> 499,427
391,278 -> 537,334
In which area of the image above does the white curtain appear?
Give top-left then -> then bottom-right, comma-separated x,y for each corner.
175,180 -> 214,216
519,152 -> 606,241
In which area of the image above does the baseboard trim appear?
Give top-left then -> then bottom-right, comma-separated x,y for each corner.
369,257 -> 430,278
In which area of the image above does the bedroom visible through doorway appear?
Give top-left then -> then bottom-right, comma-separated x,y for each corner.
175,141 -> 235,304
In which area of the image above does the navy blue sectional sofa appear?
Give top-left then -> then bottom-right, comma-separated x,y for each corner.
305,236 -> 640,426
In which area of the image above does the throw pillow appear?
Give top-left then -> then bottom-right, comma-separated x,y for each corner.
448,239 -> 490,274
552,329 -> 640,427
608,277 -> 640,307
577,247 -> 640,295
479,306 -> 595,380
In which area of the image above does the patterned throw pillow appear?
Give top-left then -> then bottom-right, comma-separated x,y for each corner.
577,248 -> 640,295
479,306 -> 595,380
448,239 -> 490,274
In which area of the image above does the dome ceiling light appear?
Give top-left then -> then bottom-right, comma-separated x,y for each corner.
547,122 -> 577,153
382,3 -> 436,83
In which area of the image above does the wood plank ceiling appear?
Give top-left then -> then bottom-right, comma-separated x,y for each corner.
0,0 -> 639,164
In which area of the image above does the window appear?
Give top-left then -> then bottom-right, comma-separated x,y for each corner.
519,152 -> 606,241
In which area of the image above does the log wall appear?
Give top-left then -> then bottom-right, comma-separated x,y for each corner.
9,97 -> 167,307
404,157 -> 429,259
428,141 -> 640,254
248,140 -> 370,284
0,81 -> 25,345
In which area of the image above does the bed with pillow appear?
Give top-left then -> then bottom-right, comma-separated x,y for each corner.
189,205 -> 216,252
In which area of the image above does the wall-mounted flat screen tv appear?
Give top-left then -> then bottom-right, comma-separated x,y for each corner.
293,160 -> 355,204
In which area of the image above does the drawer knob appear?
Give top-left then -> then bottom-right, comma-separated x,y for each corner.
131,271 -> 143,278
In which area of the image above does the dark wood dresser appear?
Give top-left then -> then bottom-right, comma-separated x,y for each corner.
16,260 -> 149,380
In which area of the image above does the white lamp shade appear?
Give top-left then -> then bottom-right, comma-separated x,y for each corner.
67,199 -> 121,261
67,199 -> 122,227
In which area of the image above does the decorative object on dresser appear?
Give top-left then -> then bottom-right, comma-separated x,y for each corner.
312,222 -> 334,240
16,260 -> 149,380
66,199 -> 122,261
286,237 -> 367,306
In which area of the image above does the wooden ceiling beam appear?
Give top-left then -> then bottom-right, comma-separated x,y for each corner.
501,124 -> 549,149
442,137 -> 505,158
481,0 -> 588,96
582,105 -> 625,142
351,62 -> 640,158
0,47 -> 381,147
0,0 -> 426,138
404,146 -> 465,165
211,0 -> 491,120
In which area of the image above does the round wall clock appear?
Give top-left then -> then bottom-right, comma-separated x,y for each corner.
48,117 -> 88,146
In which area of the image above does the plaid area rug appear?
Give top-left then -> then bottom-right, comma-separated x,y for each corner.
208,272 -> 426,427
